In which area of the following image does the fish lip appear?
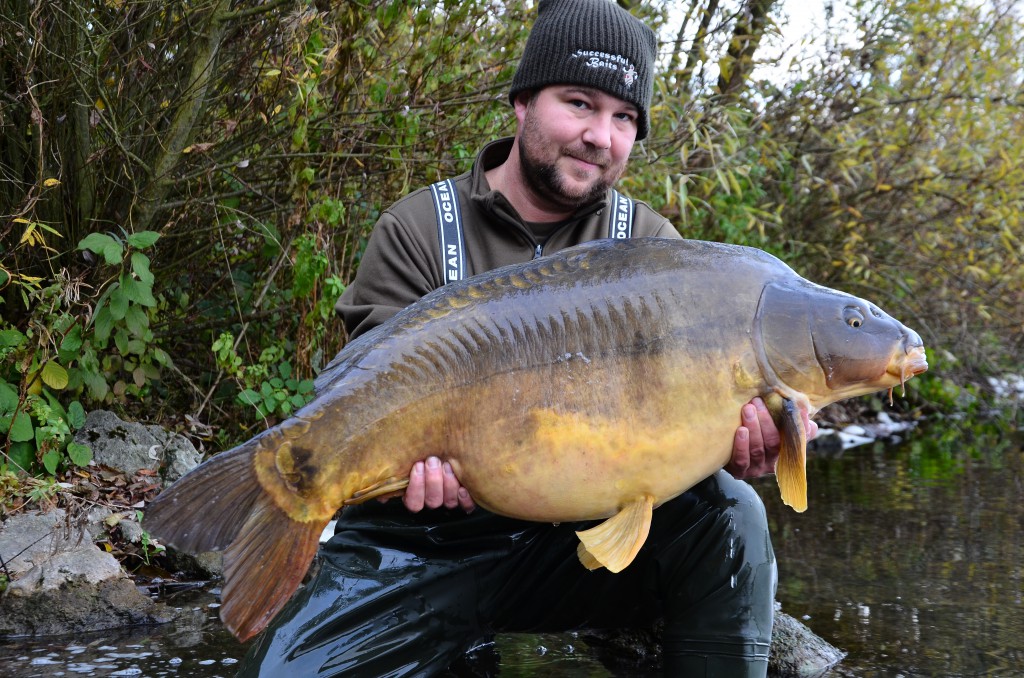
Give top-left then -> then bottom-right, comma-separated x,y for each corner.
888,345 -> 928,380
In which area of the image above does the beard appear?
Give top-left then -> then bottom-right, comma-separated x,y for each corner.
518,107 -> 624,211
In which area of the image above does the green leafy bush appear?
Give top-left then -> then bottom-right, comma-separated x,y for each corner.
1,231 -> 167,476
212,333 -> 316,420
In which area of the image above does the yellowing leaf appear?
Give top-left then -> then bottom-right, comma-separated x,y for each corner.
41,361 -> 70,390
43,178 -> 61,187
19,224 -> 37,245
875,183 -> 893,192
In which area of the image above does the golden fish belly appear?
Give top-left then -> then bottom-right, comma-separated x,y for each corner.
356,347 -> 757,522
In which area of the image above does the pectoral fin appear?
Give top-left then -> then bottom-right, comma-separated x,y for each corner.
773,397 -> 808,512
575,495 -> 654,573
343,476 -> 411,505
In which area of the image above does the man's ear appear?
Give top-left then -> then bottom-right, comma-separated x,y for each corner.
512,89 -> 535,119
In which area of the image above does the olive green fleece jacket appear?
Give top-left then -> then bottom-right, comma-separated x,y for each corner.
336,137 -> 680,339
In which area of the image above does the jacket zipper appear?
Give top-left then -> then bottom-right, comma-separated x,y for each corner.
529,217 -> 581,260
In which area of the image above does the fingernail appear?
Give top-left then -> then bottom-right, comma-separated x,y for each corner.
737,428 -> 749,442
426,457 -> 441,469
743,404 -> 756,421
443,462 -> 454,475
412,461 -> 424,475
458,488 -> 469,499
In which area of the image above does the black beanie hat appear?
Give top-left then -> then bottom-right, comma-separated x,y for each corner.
509,0 -> 657,140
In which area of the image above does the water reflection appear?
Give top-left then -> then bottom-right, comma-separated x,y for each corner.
758,419 -> 1024,677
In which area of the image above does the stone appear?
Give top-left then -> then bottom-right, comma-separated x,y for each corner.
0,576 -> 173,637
163,548 -> 224,579
72,410 -> 202,486
769,607 -> 847,677
0,510 -> 100,583
0,509 -> 172,637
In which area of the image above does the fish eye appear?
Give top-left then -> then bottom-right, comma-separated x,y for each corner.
844,307 -> 865,328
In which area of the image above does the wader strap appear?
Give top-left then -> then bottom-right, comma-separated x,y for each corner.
430,179 -> 466,284
432,181 -> 635,284
608,188 -> 634,239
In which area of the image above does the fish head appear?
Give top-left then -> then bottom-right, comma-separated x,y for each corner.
754,280 -> 928,408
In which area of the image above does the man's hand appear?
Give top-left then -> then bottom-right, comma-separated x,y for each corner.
726,397 -> 818,480
401,456 -> 476,513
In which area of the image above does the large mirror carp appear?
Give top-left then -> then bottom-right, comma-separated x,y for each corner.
145,237 -> 928,641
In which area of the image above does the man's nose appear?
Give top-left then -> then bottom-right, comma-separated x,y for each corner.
581,113 -> 613,149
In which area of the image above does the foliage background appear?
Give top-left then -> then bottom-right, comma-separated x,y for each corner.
1,0 -> 1021,474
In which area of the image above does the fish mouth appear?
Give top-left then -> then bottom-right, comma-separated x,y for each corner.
886,344 -> 928,400
894,345 -> 929,379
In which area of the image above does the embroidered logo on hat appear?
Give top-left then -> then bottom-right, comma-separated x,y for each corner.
622,65 -> 637,87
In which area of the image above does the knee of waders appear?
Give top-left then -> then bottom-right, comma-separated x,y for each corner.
655,472 -> 777,655
654,471 -> 775,584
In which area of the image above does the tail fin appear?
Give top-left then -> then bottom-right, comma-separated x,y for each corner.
144,436 -> 326,641
144,440 -> 263,552
221,499 -> 323,641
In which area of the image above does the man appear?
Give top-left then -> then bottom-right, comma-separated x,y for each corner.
240,1 -> 815,675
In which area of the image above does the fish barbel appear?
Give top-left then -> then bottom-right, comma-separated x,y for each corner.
145,238 -> 928,641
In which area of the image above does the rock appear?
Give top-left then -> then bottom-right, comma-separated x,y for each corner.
0,412 -> 216,638
0,510 -> 111,587
117,517 -> 146,544
769,607 -> 846,677
811,410 -> 920,455
0,576 -> 174,637
73,410 -> 202,487
988,373 -> 1024,401
808,428 -> 845,457
0,509 -> 173,637
163,549 -> 224,580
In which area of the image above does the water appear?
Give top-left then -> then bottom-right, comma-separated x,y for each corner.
762,417 -> 1024,677
1,418 -> 1020,676
0,589 -> 248,677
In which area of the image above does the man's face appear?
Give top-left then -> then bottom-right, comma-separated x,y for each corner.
515,85 -> 638,212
